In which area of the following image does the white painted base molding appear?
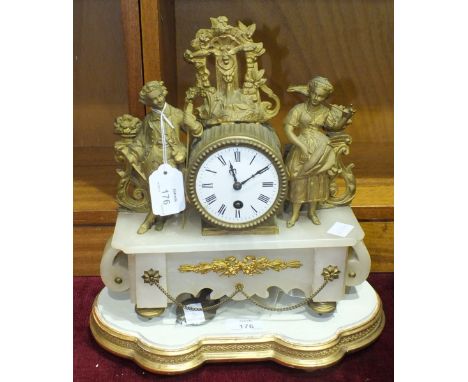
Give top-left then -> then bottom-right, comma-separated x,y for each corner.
90,281 -> 385,374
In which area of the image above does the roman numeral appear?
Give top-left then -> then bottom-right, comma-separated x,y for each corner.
205,194 -> 217,205
202,183 -> 213,188
262,182 -> 274,187
205,169 -> 217,174
249,154 -> 257,165
234,149 -> 241,162
235,210 -> 241,218
258,194 -> 270,204
217,204 -> 227,215
251,205 -> 258,213
217,155 -> 227,165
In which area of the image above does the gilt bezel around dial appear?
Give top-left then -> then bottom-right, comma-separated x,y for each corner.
187,136 -> 288,230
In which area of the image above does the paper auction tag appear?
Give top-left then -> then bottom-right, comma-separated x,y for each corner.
327,222 -> 354,237
149,164 -> 186,216
183,303 -> 205,325
225,319 -> 264,332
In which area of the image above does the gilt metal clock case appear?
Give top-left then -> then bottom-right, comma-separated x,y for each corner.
187,122 -> 287,231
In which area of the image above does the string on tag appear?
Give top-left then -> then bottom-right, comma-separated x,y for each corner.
148,103 -> 186,216
152,103 -> 176,168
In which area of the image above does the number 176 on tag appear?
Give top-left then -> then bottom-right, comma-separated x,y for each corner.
149,164 -> 186,216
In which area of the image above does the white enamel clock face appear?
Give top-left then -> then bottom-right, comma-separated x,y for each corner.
195,146 -> 280,224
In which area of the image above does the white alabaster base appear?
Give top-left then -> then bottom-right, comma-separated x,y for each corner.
112,206 -> 364,254
101,206 -> 371,310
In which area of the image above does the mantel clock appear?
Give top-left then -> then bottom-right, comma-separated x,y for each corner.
93,14 -> 383,375
187,122 -> 287,233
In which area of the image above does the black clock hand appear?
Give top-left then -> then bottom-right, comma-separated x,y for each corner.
240,164 -> 271,185
229,161 -> 238,183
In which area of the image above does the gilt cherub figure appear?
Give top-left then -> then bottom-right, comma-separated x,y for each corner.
114,80 -> 203,234
284,76 -> 356,228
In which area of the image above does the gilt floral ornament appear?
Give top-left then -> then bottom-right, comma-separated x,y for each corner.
321,265 -> 340,282
142,269 -> 162,285
179,255 -> 302,277
114,114 -> 142,138
245,68 -> 267,88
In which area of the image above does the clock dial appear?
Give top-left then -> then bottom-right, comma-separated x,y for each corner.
195,146 -> 280,224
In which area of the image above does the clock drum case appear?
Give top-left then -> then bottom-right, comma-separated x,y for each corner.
187,122 -> 288,234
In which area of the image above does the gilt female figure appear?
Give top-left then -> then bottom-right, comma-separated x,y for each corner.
284,76 -> 355,228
